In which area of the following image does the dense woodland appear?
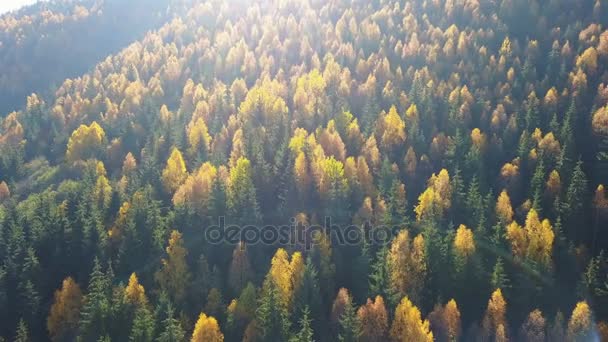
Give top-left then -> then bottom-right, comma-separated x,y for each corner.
0,0 -> 608,341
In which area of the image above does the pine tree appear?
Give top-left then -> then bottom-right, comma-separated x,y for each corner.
15,319 -> 29,342
338,299 -> 361,342
293,258 -> 322,334
255,280 -> 290,342
290,307 -> 314,342
157,304 -> 185,342
129,306 -> 156,342
79,259 -> 112,341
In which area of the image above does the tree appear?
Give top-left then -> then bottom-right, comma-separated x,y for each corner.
124,273 -> 147,308
496,190 -> 514,224
387,230 -> 426,303
453,224 -> 476,259
155,230 -> 191,304
162,148 -> 188,194
66,121 -> 106,162
129,305 -> 156,342
47,277 -> 83,341
228,242 -> 253,296
157,304 -> 185,342
415,169 -> 452,221
428,299 -> 461,342
191,312 -> 224,342
482,289 -> 508,341
381,105 -> 406,156
506,209 -> 554,265
79,259 -> 113,341
593,106 -> 608,135
567,301 -> 593,341
338,296 -> 361,342
227,157 -> 261,224
519,309 -> 546,342
255,279 -> 290,342
0,181 -> 10,202
187,117 -> 211,161
390,296 -> 433,342
357,296 -> 388,342
290,307 -> 314,342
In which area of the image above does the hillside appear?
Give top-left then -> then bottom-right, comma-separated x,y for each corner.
0,0 -> 607,341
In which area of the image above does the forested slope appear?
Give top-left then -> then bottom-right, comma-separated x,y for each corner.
0,0 -> 607,341
0,0 -> 175,115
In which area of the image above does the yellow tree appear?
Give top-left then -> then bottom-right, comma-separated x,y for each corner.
191,312 -> 224,342
155,230 -> 191,303
428,299 -> 462,342
388,230 -> 426,303
187,117 -> 211,160
124,273 -> 147,308
265,248 -> 303,309
173,162 -> 217,215
454,224 -> 476,259
47,277 -> 83,341
415,169 -> 451,221
66,121 -> 106,162
390,296 -> 433,342
482,289 -> 508,341
162,147 -> 188,194
567,301 -> 593,341
496,190 -> 514,224
381,105 -> 406,154
357,295 -> 389,342
506,209 -> 554,265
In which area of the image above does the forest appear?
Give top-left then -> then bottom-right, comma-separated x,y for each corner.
0,0 -> 607,341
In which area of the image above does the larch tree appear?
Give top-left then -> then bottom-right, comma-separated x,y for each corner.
519,309 -> 546,342
567,301 -> 593,341
496,190 -> 514,224
228,242 -> 253,296
387,230 -> 426,303
428,299 -> 462,342
155,230 -> 191,304
66,121 -> 106,162
482,289 -> 508,341
390,296 -> 433,342
124,273 -> 147,308
453,224 -> 476,259
47,277 -> 83,342
381,105 -> 406,156
191,312 -> 224,342
357,295 -> 388,342
415,169 -> 452,221
161,147 -> 188,194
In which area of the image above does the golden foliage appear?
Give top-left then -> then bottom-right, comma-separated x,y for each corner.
381,105 -> 406,152
592,106 -> 608,135
155,230 -> 191,303
482,289 -> 508,340
47,277 -> 83,341
454,224 -> 476,259
173,162 -> 217,214
390,296 -> 433,342
191,312 -> 224,342
162,147 -> 188,194
415,169 -> 451,221
358,295 -> 389,342
66,121 -> 105,162
506,209 -> 554,265
496,190 -> 514,223
567,301 -> 593,341
388,230 -> 426,302
124,273 -> 147,307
